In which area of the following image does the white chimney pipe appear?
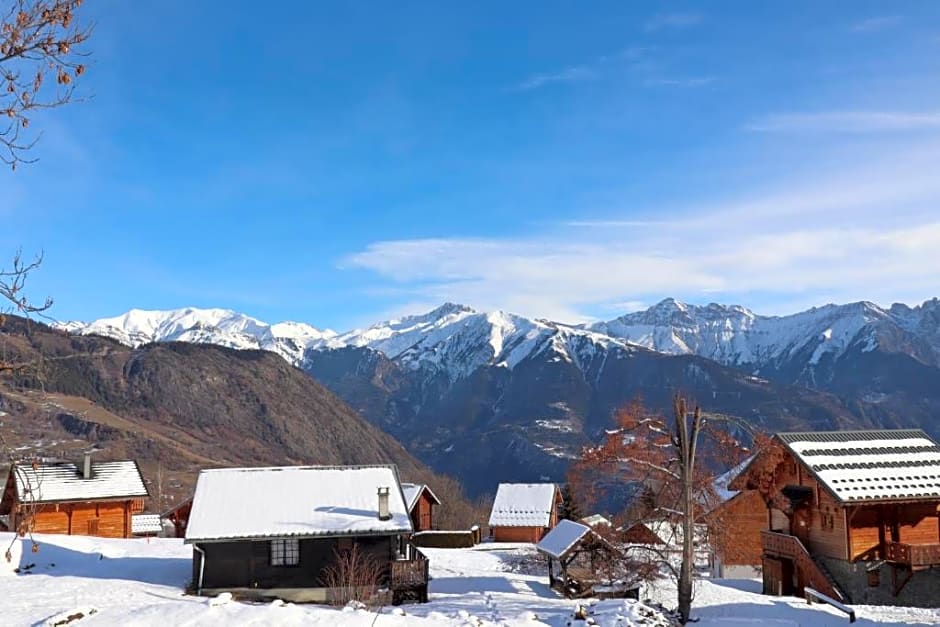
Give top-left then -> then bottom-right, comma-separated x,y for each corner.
82,452 -> 92,480
378,487 -> 391,521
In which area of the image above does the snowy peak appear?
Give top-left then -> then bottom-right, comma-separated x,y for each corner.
56,307 -> 336,366
593,298 -> 940,371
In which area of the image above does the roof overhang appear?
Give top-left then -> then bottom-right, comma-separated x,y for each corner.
185,528 -> 409,545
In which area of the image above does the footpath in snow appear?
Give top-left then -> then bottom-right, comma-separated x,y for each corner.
3,533 -> 940,626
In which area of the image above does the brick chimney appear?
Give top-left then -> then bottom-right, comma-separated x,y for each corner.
377,487 -> 391,521
82,452 -> 92,480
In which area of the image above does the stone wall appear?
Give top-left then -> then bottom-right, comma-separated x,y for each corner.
818,556 -> 940,608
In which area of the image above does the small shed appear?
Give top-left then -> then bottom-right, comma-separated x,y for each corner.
0,454 -> 148,538
401,483 -> 440,532
489,483 -> 562,543
536,519 -> 636,599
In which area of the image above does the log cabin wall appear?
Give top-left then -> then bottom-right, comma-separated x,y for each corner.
493,526 -> 546,543
28,500 -> 133,538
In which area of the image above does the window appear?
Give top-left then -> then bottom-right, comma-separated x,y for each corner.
270,539 -> 300,566
87,519 -> 99,535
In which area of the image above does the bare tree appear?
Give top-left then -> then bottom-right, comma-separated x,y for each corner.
570,395 -> 750,624
319,545 -> 386,607
1,0 -> 91,168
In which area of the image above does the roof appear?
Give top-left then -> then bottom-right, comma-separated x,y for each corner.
488,483 -> 559,528
536,519 -> 593,559
401,483 -> 441,511
185,464 -> 413,543
777,429 -> 940,504
9,460 -> 148,504
580,514 -> 611,528
131,514 -> 162,535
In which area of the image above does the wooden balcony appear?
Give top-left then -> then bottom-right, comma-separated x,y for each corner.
390,551 -> 429,590
883,541 -> 940,570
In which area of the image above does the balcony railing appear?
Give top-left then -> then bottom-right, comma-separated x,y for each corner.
883,541 -> 940,569
390,550 -> 429,590
760,530 -> 844,602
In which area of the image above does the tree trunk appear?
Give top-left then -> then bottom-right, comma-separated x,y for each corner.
674,396 -> 700,625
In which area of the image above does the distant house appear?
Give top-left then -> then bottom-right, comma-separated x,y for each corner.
705,457 -> 765,579
185,464 -> 429,604
162,497 -> 193,538
736,429 -> 940,607
131,513 -> 162,537
580,514 -> 611,529
489,483 -> 562,543
401,483 -> 440,532
0,454 -> 148,538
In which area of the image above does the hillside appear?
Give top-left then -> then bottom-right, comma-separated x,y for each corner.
0,316 -> 432,509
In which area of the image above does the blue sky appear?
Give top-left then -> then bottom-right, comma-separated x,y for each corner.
3,1 -> 940,329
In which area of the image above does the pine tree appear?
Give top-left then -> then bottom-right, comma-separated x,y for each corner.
559,482 -> 582,521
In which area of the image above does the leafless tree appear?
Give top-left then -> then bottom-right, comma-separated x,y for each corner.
1,0 -> 91,168
319,545 -> 386,608
570,395 -> 751,624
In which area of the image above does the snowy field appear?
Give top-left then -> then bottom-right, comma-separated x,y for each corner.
3,533 -> 940,626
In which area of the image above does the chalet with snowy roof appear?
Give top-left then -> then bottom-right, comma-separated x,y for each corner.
401,483 -> 440,532
0,454 -> 148,539
185,464 -> 428,604
488,483 -> 562,543
731,429 -> 940,607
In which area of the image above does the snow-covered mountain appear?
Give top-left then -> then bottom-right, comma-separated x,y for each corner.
590,297 -> 940,377
318,303 -> 637,382
59,297 -> 940,383
56,307 -> 337,366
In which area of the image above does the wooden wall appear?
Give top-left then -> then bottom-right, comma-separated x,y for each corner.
410,492 -> 434,532
195,535 -> 397,590
493,526 -> 547,543
714,490 -> 767,566
25,501 -> 133,538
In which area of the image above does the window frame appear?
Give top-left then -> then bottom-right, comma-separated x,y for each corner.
270,538 -> 300,567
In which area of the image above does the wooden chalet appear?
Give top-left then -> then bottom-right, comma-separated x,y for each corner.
401,483 -> 440,532
705,456 -> 766,578
488,483 -> 562,543
163,497 -> 192,538
536,519 -> 638,599
0,454 -> 148,538
732,429 -> 940,607
185,464 -> 429,605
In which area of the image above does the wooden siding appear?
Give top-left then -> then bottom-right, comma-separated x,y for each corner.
26,501 -> 132,538
493,526 -> 548,543
194,535 -> 397,590
410,492 -> 435,532
713,490 -> 767,566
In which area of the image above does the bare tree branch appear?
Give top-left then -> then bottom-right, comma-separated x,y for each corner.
1,0 -> 91,168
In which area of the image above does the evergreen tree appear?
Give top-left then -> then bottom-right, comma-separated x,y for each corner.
559,482 -> 582,521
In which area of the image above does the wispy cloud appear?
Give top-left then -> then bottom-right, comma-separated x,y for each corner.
514,47 -> 650,91
516,66 -> 597,91
851,15 -> 903,33
644,13 -> 703,32
746,110 -> 940,133
345,140 -> 940,322
644,77 -> 715,88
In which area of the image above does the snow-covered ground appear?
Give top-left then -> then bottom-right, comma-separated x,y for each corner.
3,533 -> 940,626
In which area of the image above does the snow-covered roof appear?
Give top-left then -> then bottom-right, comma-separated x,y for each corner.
580,514 -> 611,528
536,519 -> 593,559
712,455 -> 755,504
778,429 -> 940,504
9,460 -> 148,504
131,514 -> 162,535
401,483 -> 441,511
488,483 -> 559,528
185,465 -> 413,543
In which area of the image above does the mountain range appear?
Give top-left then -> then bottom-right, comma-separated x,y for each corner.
57,298 -> 940,495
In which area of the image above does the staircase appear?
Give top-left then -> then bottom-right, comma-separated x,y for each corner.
761,530 -> 849,602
